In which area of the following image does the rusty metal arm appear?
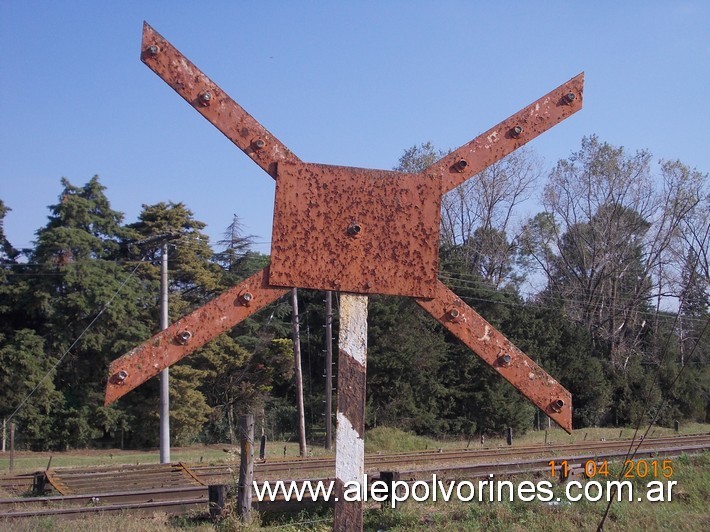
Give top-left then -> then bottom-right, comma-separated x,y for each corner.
140,22 -> 300,179
415,281 -> 572,433
105,267 -> 289,405
424,73 -> 584,193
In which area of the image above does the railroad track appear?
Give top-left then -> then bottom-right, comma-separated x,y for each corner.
5,433 -> 707,495
196,433 -> 710,483
1,434 -> 708,520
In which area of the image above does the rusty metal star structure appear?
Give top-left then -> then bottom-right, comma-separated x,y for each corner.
106,23 -> 584,437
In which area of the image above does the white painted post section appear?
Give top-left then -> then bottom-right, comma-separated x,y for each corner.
334,293 -> 368,531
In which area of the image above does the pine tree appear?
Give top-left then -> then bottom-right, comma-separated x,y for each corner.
20,177 -> 151,448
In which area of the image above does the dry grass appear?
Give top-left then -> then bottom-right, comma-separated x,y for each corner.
1,452 -> 708,531
1,423 -> 706,474
0,425 -> 708,530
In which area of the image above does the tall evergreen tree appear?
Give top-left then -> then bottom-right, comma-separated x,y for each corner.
21,177 -> 151,448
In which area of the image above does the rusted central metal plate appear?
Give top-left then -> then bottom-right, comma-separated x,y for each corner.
269,161 -> 442,297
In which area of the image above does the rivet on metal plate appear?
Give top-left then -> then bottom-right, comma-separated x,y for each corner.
347,222 -> 362,237
176,330 -> 193,345
147,45 -> 159,56
239,291 -> 254,305
448,308 -> 463,322
499,353 -> 512,366
453,159 -> 468,172
253,138 -> 266,149
199,92 -> 212,106
551,399 -> 565,412
512,125 -> 523,137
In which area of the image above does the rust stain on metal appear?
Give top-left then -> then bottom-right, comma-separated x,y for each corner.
104,267 -> 288,405
336,351 -> 367,432
416,281 -> 573,433
106,23 -> 584,439
427,72 -> 584,193
270,161 -> 442,297
140,22 -> 300,179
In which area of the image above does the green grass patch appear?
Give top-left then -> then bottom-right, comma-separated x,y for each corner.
365,427 -> 439,453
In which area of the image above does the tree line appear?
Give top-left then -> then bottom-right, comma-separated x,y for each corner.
0,135 -> 708,451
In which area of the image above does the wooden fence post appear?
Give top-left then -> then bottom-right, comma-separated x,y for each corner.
209,484 -> 228,522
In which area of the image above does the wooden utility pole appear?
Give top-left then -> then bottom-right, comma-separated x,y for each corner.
325,291 -> 334,450
291,288 -> 307,456
9,422 -> 15,472
237,414 -> 255,522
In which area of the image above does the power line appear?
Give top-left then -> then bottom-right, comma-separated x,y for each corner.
595,251 -> 708,532
437,274 -> 709,325
6,256 -> 147,424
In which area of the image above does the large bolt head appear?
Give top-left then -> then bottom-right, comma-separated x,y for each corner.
347,222 -> 362,237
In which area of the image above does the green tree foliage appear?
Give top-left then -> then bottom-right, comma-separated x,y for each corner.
190,335 -> 293,443
0,201 -> 20,276
366,296 -> 449,434
129,201 -> 221,310
0,201 -> 22,320
0,330 -> 62,449
523,136 -> 707,369
0,135 -> 706,450
9,177 -> 153,448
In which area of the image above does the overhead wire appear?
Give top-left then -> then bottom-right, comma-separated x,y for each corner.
6,256 -> 148,424
595,250 -> 708,531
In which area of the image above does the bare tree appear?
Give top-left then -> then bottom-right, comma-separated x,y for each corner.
442,148 -> 540,288
396,143 -> 541,288
521,136 -> 708,368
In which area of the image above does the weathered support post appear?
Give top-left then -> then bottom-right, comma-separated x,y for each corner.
507,427 -> 513,446
160,241 -> 170,464
259,407 -> 267,460
9,421 -> 15,472
291,288 -> 308,456
209,484 -> 228,522
259,434 -> 267,460
237,414 -> 255,522
325,290 -> 334,450
380,471 -> 401,509
334,294 -> 368,532
32,472 -> 47,495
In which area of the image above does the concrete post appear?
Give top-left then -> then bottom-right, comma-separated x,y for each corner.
334,294 -> 368,531
160,241 -> 170,464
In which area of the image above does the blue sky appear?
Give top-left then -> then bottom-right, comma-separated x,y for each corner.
2,1 -> 708,256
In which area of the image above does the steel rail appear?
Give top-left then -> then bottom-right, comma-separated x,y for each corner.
1,437 -> 707,520
4,434 -> 708,494
1,442 -> 707,520
200,434 -> 710,477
